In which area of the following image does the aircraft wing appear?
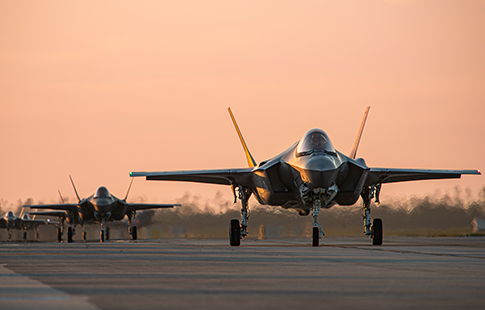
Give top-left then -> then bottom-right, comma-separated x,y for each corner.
23,204 -> 78,212
26,211 -> 69,218
126,203 -> 181,212
21,218 -> 58,227
366,168 -> 481,185
130,168 -> 255,187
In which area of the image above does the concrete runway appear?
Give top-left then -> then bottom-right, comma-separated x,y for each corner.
1,237 -> 484,310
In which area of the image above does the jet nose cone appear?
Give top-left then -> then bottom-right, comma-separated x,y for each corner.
301,155 -> 339,188
93,199 -> 112,216
304,154 -> 338,172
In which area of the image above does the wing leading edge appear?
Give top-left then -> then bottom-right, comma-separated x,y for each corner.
366,168 -> 480,186
126,203 -> 181,212
130,168 -> 255,187
23,203 -> 78,212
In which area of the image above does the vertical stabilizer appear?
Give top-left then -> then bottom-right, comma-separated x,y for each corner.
58,190 -> 66,204
349,106 -> 370,159
69,175 -> 81,202
124,178 -> 134,200
228,108 -> 257,168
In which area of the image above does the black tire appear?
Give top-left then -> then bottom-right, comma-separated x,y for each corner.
100,230 -> 105,242
23,231 -> 27,241
106,227 -> 110,240
57,228 -> 62,243
312,226 -> 320,247
229,219 -> 240,246
372,218 -> 383,246
83,231 -> 86,241
132,226 -> 137,240
67,227 -> 73,243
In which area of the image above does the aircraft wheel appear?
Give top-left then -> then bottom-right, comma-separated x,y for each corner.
106,227 -> 110,240
132,226 -> 137,240
372,218 -> 383,246
312,226 -> 320,247
57,228 -> 62,242
100,230 -> 105,242
67,227 -> 73,243
83,231 -> 87,241
229,219 -> 240,246
23,231 -> 27,241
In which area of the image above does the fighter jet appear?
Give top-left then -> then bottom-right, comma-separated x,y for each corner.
0,210 -> 55,241
23,177 -> 181,242
130,107 -> 481,247
25,209 -> 69,242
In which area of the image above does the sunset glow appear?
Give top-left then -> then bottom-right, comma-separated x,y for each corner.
1,1 -> 483,210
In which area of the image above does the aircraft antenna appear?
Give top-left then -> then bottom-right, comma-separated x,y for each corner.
350,106 -> 370,159
69,175 -> 81,202
124,177 -> 134,201
228,108 -> 257,168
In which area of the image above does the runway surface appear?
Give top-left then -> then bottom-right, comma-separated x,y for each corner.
1,237 -> 484,310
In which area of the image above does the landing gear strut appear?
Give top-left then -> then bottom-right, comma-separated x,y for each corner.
128,212 -> 137,240
67,226 -> 73,243
57,217 -> 65,242
361,185 -> 383,246
311,199 -> 324,247
229,185 -> 251,246
100,219 -> 106,242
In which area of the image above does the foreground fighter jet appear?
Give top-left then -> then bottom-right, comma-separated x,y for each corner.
0,210 -> 55,240
130,107 -> 481,246
24,177 -> 181,242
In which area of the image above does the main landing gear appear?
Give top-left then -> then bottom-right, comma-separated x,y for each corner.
67,226 -> 73,243
229,186 -> 250,247
362,184 -> 383,246
100,219 -> 106,242
128,212 -> 138,241
311,198 -> 325,247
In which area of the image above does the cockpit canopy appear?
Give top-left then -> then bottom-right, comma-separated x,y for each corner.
94,186 -> 111,199
296,129 -> 335,156
6,211 -> 14,218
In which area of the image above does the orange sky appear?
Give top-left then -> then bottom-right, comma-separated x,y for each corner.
1,0 -> 484,210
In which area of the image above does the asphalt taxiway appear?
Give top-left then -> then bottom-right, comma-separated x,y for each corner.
1,237 -> 484,310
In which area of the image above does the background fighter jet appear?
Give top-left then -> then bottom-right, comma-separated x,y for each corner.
131,107 -> 481,247
0,210 -> 55,241
25,210 -> 69,242
24,177 -> 181,242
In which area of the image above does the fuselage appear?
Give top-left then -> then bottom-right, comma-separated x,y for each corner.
76,187 -> 128,223
247,129 -> 369,214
